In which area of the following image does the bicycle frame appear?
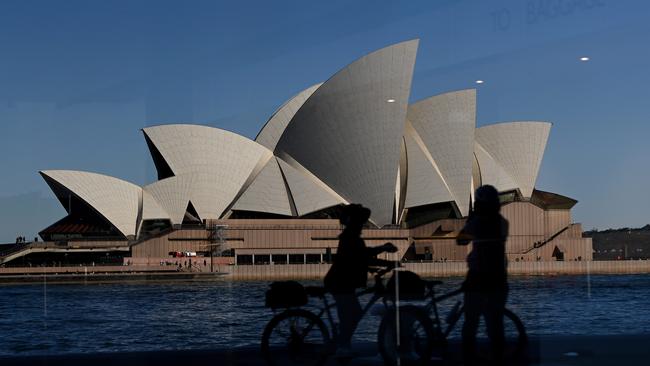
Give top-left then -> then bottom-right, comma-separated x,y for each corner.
422,286 -> 465,339
310,273 -> 388,342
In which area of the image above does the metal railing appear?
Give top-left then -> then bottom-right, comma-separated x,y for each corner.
0,242 -> 31,258
522,226 -> 571,254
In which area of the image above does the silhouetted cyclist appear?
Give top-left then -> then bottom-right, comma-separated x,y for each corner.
457,185 -> 509,365
324,204 -> 397,358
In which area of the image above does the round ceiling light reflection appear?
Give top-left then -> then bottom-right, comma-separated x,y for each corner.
580,57 -> 590,62
386,99 -> 396,103
475,80 -> 484,84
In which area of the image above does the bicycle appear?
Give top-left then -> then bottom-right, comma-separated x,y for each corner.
260,262 -> 398,366
377,272 -> 527,365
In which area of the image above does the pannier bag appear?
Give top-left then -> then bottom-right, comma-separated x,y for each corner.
385,270 -> 426,300
265,281 -> 308,309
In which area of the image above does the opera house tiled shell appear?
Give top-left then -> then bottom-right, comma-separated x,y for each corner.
40,40 -> 552,240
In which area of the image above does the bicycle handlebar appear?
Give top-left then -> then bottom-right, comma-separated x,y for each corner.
368,259 -> 400,277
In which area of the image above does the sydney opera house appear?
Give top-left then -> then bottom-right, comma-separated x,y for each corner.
6,40 -> 592,267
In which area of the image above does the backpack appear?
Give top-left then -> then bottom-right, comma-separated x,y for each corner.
265,281 -> 308,309
385,270 -> 426,301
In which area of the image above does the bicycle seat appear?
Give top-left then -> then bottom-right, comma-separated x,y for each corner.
305,286 -> 327,298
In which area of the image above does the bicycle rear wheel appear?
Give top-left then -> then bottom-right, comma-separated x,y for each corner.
475,308 -> 527,362
261,309 -> 330,366
378,305 -> 437,366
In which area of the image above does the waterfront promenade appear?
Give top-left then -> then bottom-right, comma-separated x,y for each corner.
1,260 -> 650,283
0,334 -> 648,365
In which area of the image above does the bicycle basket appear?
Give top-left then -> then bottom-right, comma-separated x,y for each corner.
265,281 -> 308,309
385,270 -> 426,301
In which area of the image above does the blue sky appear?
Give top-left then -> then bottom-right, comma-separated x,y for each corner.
1,0 -> 648,242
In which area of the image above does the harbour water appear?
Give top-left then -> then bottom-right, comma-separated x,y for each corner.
0,274 -> 649,356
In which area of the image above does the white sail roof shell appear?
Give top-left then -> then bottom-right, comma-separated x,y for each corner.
407,89 -> 476,216
274,40 -> 419,226
141,124 -> 273,222
473,143 -> 519,194
142,124 -> 272,177
475,122 -> 551,198
142,189 -> 170,220
143,176 -> 192,224
40,170 -> 141,238
395,138 -> 408,222
256,83 -> 323,151
231,157 -> 293,216
277,158 -> 345,216
403,125 -> 454,208
144,167 -> 276,225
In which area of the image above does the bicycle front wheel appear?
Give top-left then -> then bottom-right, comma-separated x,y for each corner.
261,309 -> 330,366
475,308 -> 527,362
378,305 -> 437,366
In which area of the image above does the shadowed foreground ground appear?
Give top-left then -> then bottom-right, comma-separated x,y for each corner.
1,335 -> 648,366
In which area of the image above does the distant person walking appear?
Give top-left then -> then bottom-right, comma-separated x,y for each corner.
457,185 -> 509,365
323,204 -> 397,358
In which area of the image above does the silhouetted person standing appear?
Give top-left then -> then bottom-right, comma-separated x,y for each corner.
324,204 -> 397,358
457,185 -> 509,365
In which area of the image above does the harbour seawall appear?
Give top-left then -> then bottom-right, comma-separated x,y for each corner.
225,260 -> 650,280
2,260 -> 649,283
